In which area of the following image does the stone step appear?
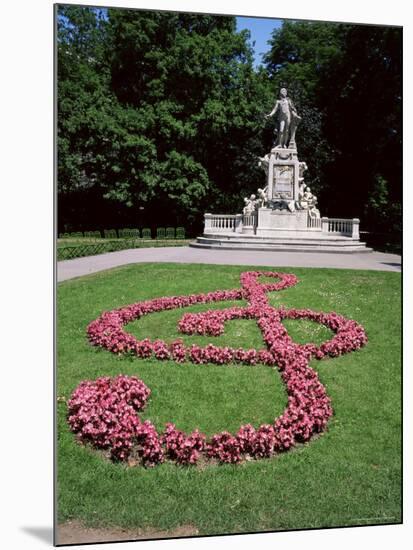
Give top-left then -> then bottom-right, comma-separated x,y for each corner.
190,238 -> 372,254
202,233 -> 360,244
194,237 -> 370,247
198,236 -> 367,247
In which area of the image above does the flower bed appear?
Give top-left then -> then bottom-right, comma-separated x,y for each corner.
68,271 -> 368,467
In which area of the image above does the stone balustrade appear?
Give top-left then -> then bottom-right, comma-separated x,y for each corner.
204,213 -> 243,233
242,213 -> 257,227
307,216 -> 322,229
204,213 -> 360,239
321,217 -> 360,238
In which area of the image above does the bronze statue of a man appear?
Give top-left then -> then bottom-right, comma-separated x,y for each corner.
265,88 -> 302,149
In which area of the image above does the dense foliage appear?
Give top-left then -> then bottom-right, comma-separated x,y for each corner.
57,6 -> 269,234
57,7 -> 401,240
264,21 -> 401,236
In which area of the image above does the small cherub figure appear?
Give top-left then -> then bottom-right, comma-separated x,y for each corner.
258,154 -> 271,177
243,194 -> 257,215
257,187 -> 268,208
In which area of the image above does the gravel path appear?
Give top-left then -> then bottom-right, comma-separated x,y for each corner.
57,246 -> 401,282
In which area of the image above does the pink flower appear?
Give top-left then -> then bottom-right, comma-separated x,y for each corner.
75,270 -> 368,467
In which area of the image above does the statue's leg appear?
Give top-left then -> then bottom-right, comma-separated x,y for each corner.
289,114 -> 300,149
273,127 -> 280,148
277,120 -> 286,148
284,115 -> 293,147
289,120 -> 297,148
274,122 -> 282,148
281,119 -> 290,148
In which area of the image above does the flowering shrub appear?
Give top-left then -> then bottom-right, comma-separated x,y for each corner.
135,420 -> 164,467
86,271 -> 298,364
68,271 -> 368,467
162,423 -> 206,465
207,432 -> 242,464
67,375 -> 151,461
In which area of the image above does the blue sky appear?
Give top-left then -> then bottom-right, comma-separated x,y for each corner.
236,16 -> 283,67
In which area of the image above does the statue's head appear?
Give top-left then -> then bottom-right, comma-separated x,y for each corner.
280,88 -> 287,98
250,194 -> 256,200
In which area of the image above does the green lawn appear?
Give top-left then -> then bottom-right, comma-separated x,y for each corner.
57,263 -> 401,535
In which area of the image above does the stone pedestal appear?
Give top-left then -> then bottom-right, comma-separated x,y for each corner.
254,146 -> 308,237
257,208 -> 309,238
267,147 -> 300,205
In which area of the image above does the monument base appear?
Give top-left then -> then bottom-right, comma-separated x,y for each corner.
190,232 -> 372,253
193,210 -> 371,253
256,208 -> 308,237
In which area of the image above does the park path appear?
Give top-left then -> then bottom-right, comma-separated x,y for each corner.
57,246 -> 401,282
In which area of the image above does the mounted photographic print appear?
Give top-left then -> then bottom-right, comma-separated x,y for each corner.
55,2 -> 402,546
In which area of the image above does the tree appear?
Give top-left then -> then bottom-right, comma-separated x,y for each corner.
57,6 -> 270,233
319,24 -> 401,230
264,20 -> 401,238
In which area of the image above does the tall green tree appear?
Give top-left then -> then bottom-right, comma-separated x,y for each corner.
319,24 -> 401,231
57,6 -> 270,232
57,6 -> 117,229
264,20 -> 401,237
263,21 -> 344,203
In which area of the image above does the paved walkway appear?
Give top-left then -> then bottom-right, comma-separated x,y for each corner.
57,246 -> 401,282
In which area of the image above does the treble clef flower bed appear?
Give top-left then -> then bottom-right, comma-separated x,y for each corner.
68,271 -> 368,467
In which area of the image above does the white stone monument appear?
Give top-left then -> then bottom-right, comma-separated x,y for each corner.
257,88 -> 310,236
193,87 -> 370,252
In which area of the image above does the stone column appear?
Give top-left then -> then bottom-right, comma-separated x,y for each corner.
352,218 -> 360,239
321,217 -> 329,234
204,213 -> 212,233
235,214 -> 243,233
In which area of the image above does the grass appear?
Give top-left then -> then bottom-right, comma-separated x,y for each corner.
57,263 -> 401,535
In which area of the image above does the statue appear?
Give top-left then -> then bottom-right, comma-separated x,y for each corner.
243,194 -> 258,215
295,185 -> 320,217
298,161 -> 308,182
307,188 -> 320,218
257,187 -> 268,207
296,182 -> 307,210
308,204 -> 321,219
246,94 -> 321,219
258,154 -> 270,177
303,187 -> 313,204
265,88 -> 302,149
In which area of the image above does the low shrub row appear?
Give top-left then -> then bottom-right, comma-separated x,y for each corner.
57,238 -> 189,261
59,227 -> 186,240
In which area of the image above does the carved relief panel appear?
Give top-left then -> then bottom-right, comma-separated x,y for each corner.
272,165 -> 294,199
